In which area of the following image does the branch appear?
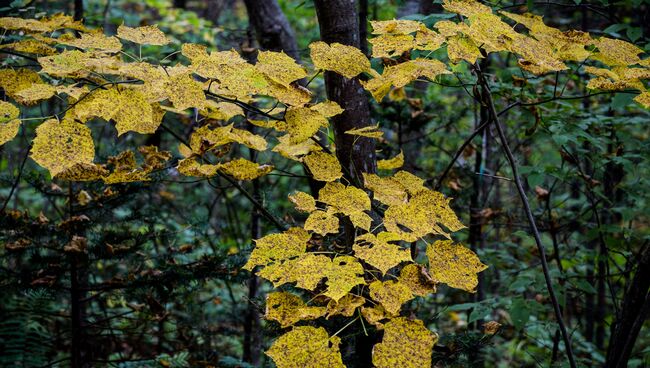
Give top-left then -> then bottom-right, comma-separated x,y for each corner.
475,65 -> 577,368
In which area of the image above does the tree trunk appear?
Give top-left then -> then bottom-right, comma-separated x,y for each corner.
74,0 -> 83,21
605,245 -> 650,368
243,0 -> 300,60
314,0 -> 377,188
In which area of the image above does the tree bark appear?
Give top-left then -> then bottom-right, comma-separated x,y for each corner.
74,0 -> 83,21
243,0 -> 300,60
314,0 -> 377,188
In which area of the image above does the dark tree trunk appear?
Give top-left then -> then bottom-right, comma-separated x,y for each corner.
73,0 -> 83,21
314,0 -> 377,188
359,0 -> 369,56
605,245 -> 650,368
243,0 -> 300,59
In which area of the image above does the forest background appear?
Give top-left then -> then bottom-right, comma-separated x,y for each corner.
0,0 -> 649,367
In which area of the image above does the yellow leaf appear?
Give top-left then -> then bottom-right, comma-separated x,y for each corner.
0,39 -> 56,55
318,182 -> 371,229
285,106 -> 329,144
288,191 -> 317,213
56,84 -> 89,101
370,33 -> 415,58
393,170 -> 427,195
426,240 -> 487,292
309,41 -> 376,79
165,72 -> 207,111
38,50 -> 118,78
345,125 -> 384,139
117,24 -> 170,45
219,158 -> 273,180
73,87 -> 163,135
326,293 -> 365,318
363,59 -> 450,101
177,158 -> 220,177
244,227 -> 310,271
303,151 -> 343,182
446,35 -> 482,64
593,37 -> 643,67
443,0 -> 493,17
255,50 -> 307,87
103,150 -> 152,184
58,31 -> 122,53
324,256 -> 366,301
310,100 -> 344,118
56,163 -> 109,181
30,118 -> 95,177
258,253 -> 332,291
466,13 -> 517,53
14,83 -> 57,105
634,91 -> 650,108
377,150 -> 404,170
0,69 -> 43,100
138,146 -> 171,170
368,280 -> 414,315
272,134 -> 321,161
384,189 -> 465,241
0,100 -> 20,144
371,20 -> 424,35
353,232 -> 412,275
399,263 -> 437,296
266,326 -> 345,368
228,127 -> 268,151
363,173 -> 408,206
414,28 -> 446,52
304,210 -> 340,235
200,100 -> 244,121
372,317 -> 438,368
265,292 -> 326,328
0,14 -> 85,33
361,305 -> 389,328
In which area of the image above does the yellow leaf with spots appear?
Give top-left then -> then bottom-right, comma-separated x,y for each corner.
165,73 -> 206,110
266,326 -> 345,368
377,150 -> 404,170
38,50 -> 117,78
371,20 -> 424,35
30,119 -> 95,177
288,191 -> 317,213
635,91 -> 650,108
363,59 -> 450,101
189,124 -> 235,153
372,317 -> 437,368
393,170 -> 427,195
285,106 -> 329,144
345,125 -> 384,139
0,14 -> 85,33
443,0 -> 492,17
201,100 -> 244,121
305,210 -> 339,235
426,240 -> 487,292
219,158 -> 273,180
303,151 -> 343,182
399,264 -> 437,296
139,146 -> 171,170
272,134 -> 321,161
57,163 -> 109,181
0,69 -> 42,100
446,35 -> 482,64
324,256 -> 366,301
0,39 -> 56,55
265,292 -> 325,328
361,305 -> 389,328
363,173 -> 408,206
177,158 -> 220,177
309,41 -> 376,79
117,24 -> 170,45
228,127 -> 268,151
384,189 -> 465,241
258,253 -> 332,291
593,37 -> 643,67
353,232 -> 412,275
368,280 -> 414,315
318,182 -> 371,229
326,293 -> 365,318
15,83 -> 57,105
466,13 -> 517,53
370,33 -> 415,58
58,32 -> 122,53
255,50 -> 307,87
103,150 -> 152,184
414,28 -> 446,52
244,227 -> 310,271
0,101 -> 21,146
310,100 -> 344,118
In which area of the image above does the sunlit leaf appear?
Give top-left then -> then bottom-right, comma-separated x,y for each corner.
304,210 -> 339,235
377,151 -> 404,170
0,101 -> 21,146
266,326 -> 345,368
117,24 -> 171,45
363,173 -> 408,206
309,41 -> 376,79
368,280 -> 414,315
288,191 -> 317,213
326,293 -> 365,318
31,118 -> 95,177
243,227 -> 310,271
219,158 -> 273,180
372,317 -> 438,368
265,292 -> 326,328
399,264 -> 437,296
353,232 -> 412,275
303,151 -> 343,182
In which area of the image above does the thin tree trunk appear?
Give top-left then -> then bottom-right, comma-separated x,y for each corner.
314,0 -> 376,188
73,0 -> 83,21
605,245 -> 650,368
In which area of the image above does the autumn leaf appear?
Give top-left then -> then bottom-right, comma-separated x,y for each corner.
426,240 -> 487,292
399,263 -> 437,296
326,293 -> 366,318
309,41 -> 377,78
117,24 -> 171,45
303,151 -> 343,182
345,125 -> 384,139
377,150 -> 404,170
219,158 -> 273,180
353,232 -> 412,275
30,118 -> 95,177
304,210 -> 340,235
368,280 -> 414,315
265,292 -> 326,328
372,317 -> 438,368
243,227 -> 310,271
284,106 -> 329,144
0,101 -> 21,146
266,326 -> 345,368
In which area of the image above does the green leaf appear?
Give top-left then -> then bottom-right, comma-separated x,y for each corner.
510,297 -> 530,330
